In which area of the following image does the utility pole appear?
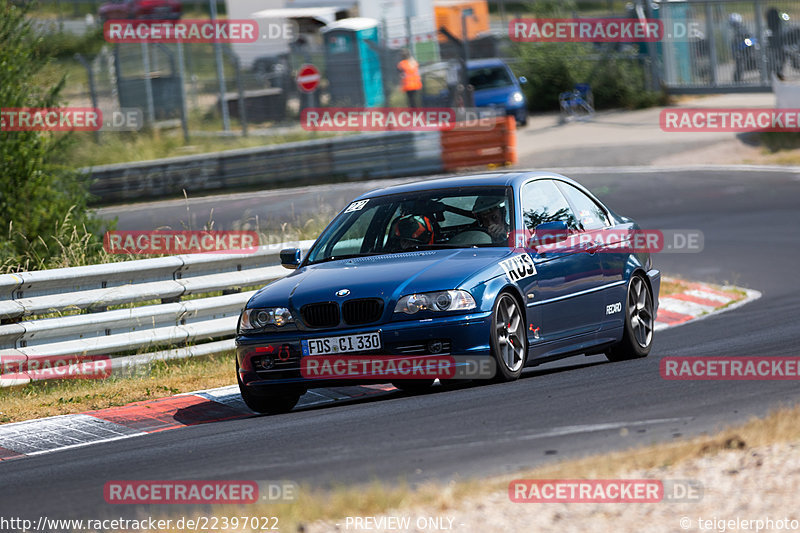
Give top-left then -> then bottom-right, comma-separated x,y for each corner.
210,0 -> 230,131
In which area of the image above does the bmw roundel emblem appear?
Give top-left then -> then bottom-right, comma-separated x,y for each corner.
336,289 -> 350,297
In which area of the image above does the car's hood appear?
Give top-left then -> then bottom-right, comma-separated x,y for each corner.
248,248 -> 513,309
473,86 -> 517,106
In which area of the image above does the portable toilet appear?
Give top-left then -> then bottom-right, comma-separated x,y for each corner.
322,17 -> 385,107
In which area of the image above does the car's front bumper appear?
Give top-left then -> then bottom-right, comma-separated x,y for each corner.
236,311 -> 492,389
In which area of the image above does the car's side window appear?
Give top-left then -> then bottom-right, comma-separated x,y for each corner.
520,180 -> 578,232
557,183 -> 610,231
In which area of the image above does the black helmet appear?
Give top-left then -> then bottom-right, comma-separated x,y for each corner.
472,196 -> 506,215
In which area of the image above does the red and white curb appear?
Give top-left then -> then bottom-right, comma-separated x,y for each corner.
0,383 -> 396,462
0,280 -> 759,463
654,277 -> 760,330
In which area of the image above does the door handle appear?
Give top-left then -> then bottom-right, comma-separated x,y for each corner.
584,241 -> 600,254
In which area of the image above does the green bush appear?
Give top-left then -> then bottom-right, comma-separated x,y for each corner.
0,0 -> 108,272
515,42 -> 583,112
35,25 -> 106,60
513,43 -> 666,112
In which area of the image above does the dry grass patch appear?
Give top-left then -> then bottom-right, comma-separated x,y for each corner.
0,352 -> 236,424
658,278 -> 690,296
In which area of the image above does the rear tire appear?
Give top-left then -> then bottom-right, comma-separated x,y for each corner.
606,273 -> 654,362
490,292 -> 528,381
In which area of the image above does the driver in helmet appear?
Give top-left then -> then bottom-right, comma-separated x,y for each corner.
472,196 -> 510,244
391,214 -> 435,250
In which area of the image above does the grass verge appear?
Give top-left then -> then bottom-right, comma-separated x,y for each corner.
0,352 -> 236,424
61,128 -> 337,168
739,132 -> 800,166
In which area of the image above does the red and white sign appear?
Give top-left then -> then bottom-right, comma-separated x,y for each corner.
296,64 -> 321,93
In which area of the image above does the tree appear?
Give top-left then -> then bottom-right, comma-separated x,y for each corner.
0,0 -> 103,270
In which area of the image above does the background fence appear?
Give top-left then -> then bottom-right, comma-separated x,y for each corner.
656,0 -> 800,91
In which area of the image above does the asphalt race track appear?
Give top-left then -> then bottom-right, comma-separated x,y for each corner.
4,167 -> 800,521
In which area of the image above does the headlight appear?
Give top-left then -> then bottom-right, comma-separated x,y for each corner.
393,290 -> 476,315
509,91 -> 524,104
239,307 -> 294,332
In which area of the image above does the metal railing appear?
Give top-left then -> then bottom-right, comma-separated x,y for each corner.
86,130 -> 443,203
0,240 -> 315,385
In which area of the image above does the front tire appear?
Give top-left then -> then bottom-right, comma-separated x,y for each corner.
516,109 -> 528,127
237,372 -> 301,414
490,292 -> 528,381
391,379 -> 435,393
606,273 -> 654,362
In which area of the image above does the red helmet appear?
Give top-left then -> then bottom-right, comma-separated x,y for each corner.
392,215 -> 435,245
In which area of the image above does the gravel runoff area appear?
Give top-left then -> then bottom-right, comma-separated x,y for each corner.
305,439 -> 800,533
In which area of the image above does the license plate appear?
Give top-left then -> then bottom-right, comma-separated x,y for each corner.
302,332 -> 381,356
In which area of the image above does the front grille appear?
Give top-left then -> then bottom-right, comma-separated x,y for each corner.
342,298 -> 384,325
301,302 -> 340,328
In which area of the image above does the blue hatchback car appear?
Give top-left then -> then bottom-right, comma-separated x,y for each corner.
236,172 -> 660,413
468,58 -> 529,126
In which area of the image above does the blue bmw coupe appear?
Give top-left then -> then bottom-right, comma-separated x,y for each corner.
236,172 -> 660,413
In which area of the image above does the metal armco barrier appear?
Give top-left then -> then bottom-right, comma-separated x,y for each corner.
86,122 -> 518,203
441,116 -> 517,171
87,131 -> 443,203
0,240 -> 314,385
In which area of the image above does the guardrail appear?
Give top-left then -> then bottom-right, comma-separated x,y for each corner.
0,240 -> 315,386
86,118 -> 518,204
87,131 -> 443,203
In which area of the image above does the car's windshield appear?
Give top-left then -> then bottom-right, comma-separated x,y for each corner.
305,187 -> 513,264
468,66 -> 514,90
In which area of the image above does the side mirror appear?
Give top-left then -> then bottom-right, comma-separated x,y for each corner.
529,220 -> 569,251
280,248 -> 302,270
519,76 -> 528,84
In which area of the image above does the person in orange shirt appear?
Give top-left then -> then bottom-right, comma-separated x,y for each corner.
397,49 -> 422,108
